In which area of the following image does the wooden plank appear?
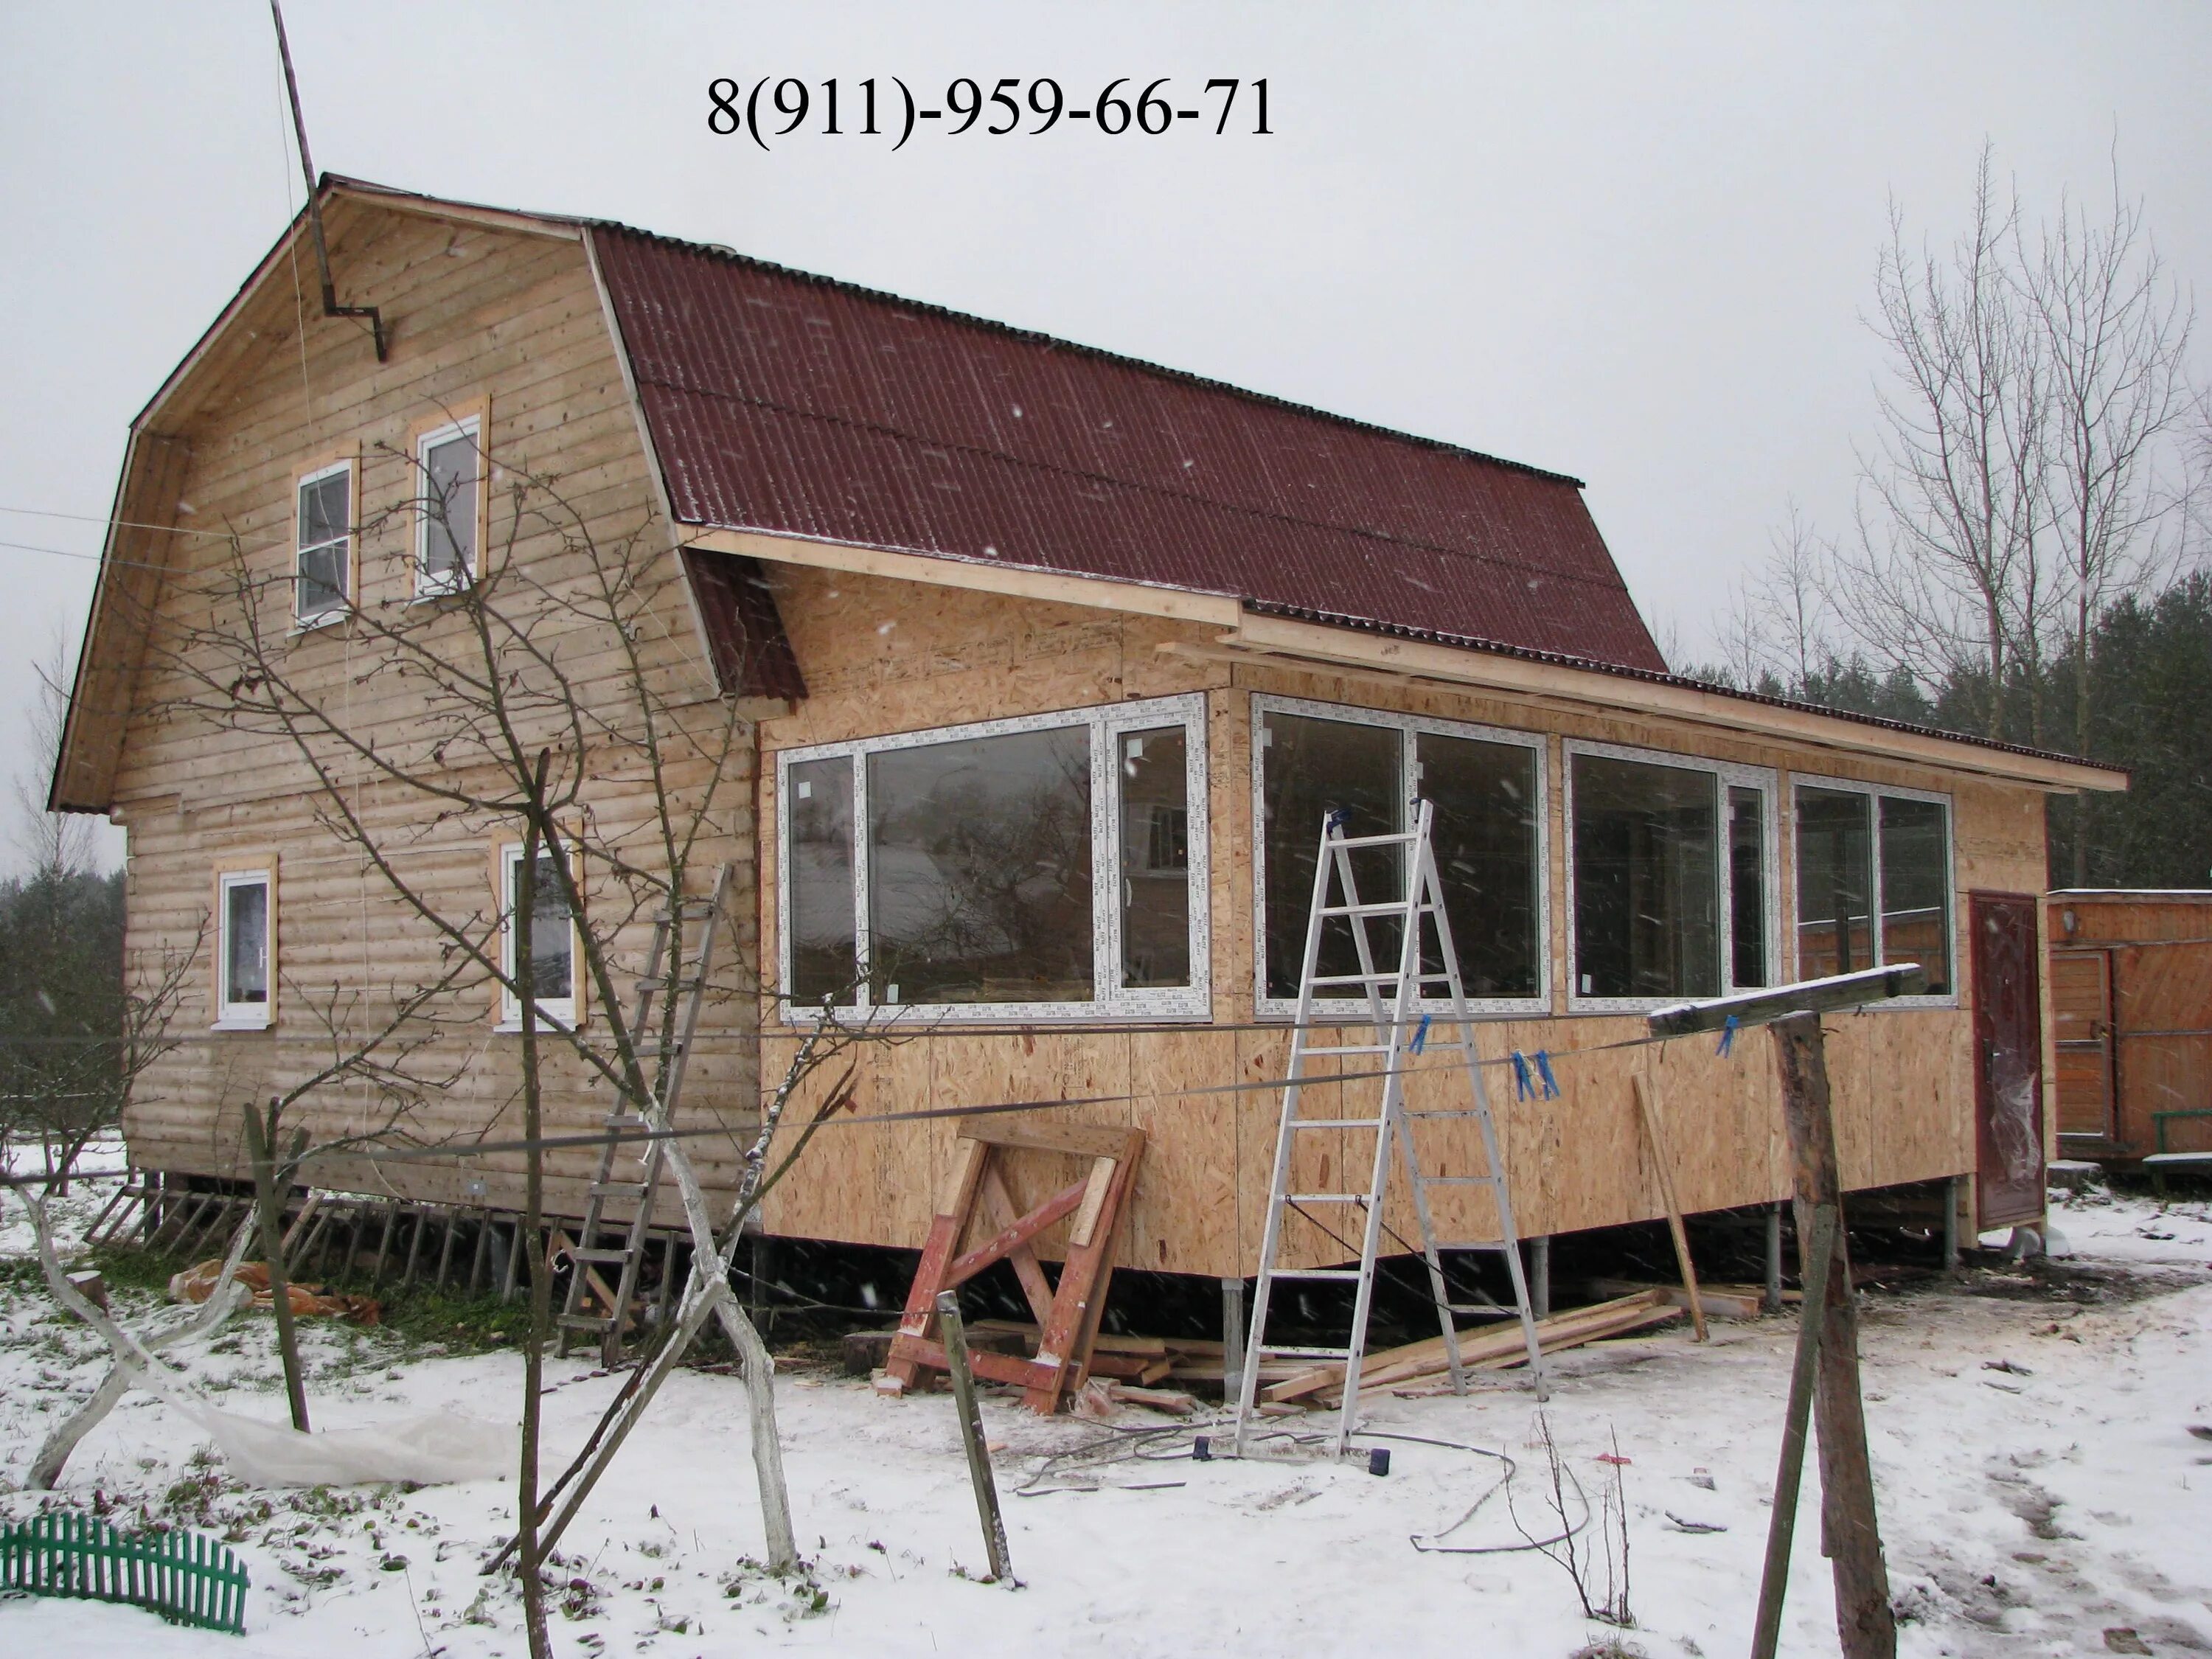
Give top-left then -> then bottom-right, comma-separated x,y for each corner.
943,1177 -> 1089,1289
1633,1073 -> 1708,1343
975,1166 -> 1057,1329
1067,1155 -> 1116,1249
958,1118 -> 1142,1162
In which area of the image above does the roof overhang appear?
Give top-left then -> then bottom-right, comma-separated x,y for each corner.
692,520 -> 2124,792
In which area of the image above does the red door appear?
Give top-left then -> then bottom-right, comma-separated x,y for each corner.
1971,891 -> 2046,1229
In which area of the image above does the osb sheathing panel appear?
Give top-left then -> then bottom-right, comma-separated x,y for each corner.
109,204 -> 760,1220
759,625 -> 2040,1278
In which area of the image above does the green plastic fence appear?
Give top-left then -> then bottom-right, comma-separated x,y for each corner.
1,1511 -> 248,1634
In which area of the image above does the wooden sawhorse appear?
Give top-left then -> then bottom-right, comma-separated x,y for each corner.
885,1119 -> 1144,1414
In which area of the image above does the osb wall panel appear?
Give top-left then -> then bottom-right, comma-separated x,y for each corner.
757,625 -> 2044,1278
111,204 -> 760,1219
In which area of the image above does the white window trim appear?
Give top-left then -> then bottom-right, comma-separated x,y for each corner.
1789,772 -> 1958,1010
1562,736 -> 1782,1015
414,416 -> 481,599
773,693 -> 1211,1024
293,459 -> 354,629
214,869 -> 274,1030
499,841 -> 580,1032
1251,692 -> 1552,1021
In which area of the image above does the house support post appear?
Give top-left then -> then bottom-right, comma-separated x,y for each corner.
1528,1237 -> 1551,1321
1768,1012 -> 1896,1659
1221,1277 -> 1246,1396
1941,1176 -> 1961,1273
1764,1204 -> 1785,1314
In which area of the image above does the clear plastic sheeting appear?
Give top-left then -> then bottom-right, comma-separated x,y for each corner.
184,1405 -> 516,1488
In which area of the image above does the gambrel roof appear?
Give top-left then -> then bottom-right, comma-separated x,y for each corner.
587,223 -> 1665,673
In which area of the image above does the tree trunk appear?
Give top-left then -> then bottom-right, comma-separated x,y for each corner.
243,1099 -> 310,1433
515,774 -> 553,1659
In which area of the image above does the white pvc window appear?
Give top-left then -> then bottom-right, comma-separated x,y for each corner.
1565,739 -> 1781,1012
1792,776 -> 1955,1002
294,461 -> 352,625
216,871 -> 273,1029
774,694 -> 1209,1021
1252,694 -> 1548,1020
415,417 -> 480,596
501,841 -> 577,1029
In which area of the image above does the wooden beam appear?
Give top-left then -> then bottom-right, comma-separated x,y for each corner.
1770,1012 -> 1896,1659
1632,1074 -> 1708,1343
686,526 -> 1243,630
1647,965 -> 1928,1037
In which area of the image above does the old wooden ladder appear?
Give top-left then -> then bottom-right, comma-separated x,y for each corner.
1231,800 -> 1545,1458
557,863 -> 731,1363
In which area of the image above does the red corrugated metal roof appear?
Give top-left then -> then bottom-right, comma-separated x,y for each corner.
589,225 -> 1666,674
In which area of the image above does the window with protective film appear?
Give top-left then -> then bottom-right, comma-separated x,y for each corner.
1794,779 -> 1952,996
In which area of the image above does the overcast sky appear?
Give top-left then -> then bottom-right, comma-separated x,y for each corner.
4,2 -> 2208,874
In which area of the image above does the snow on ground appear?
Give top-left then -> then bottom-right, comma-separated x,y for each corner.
2,1169 -> 2208,1658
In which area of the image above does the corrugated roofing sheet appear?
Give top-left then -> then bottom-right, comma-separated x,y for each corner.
590,226 -> 1666,674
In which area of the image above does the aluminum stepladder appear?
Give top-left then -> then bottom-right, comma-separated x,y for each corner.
557,862 -> 731,1365
1231,800 -> 1545,1458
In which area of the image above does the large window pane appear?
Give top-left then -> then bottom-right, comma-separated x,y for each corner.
1118,726 -> 1190,990
223,880 -> 269,1006
1879,796 -> 1951,994
1261,712 -> 1403,999
1418,732 -> 1540,998
1729,786 -> 1767,989
1572,755 -> 1719,999
1795,787 -> 1872,979
787,757 -> 858,1004
869,727 -> 1093,1004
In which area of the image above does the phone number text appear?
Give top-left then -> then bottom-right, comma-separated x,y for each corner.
706,77 -> 1273,152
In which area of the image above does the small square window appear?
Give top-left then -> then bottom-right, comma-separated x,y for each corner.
217,870 -> 273,1028
416,418 -> 481,595
502,841 -> 577,1029
295,462 -> 352,624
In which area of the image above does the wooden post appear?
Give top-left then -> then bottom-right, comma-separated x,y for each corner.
1632,1074 -> 1708,1343
1529,1237 -> 1551,1321
1764,1203 -> 1785,1314
1750,1202 -> 1839,1659
1770,1012 -> 1896,1659
1221,1278 -> 1246,1397
935,1292 -> 1012,1584
1941,1175 -> 1961,1273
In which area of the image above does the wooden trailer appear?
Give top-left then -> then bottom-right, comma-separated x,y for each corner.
2048,891 -> 2212,1166
52,178 -> 2125,1284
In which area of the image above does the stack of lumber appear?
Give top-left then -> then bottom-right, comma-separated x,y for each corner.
1263,1290 -> 1684,1406
1584,1278 -> 1792,1320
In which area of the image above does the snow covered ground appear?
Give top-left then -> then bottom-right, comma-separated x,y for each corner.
3,1166 -> 2208,1658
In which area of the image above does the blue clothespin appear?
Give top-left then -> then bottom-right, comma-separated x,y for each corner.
1411,1014 -> 1431,1055
1511,1051 -> 1534,1101
1324,807 -> 1349,833
1717,1014 -> 1740,1058
1534,1050 -> 1560,1099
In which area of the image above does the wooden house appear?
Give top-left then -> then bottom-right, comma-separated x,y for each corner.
52,177 -> 2127,1284
2048,891 -> 2212,1166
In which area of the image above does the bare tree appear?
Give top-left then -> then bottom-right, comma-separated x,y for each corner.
2025,152 -> 2196,881
13,633 -> 98,880
1839,145 -> 2056,740
139,410 -> 888,1631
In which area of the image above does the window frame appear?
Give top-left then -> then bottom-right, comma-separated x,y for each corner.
772,693 -> 1211,1024
1562,736 -> 1781,1015
292,455 -> 357,629
1250,693 -> 1551,1021
413,413 -> 486,599
498,838 -> 583,1032
1788,772 -> 1958,1009
212,864 -> 276,1031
